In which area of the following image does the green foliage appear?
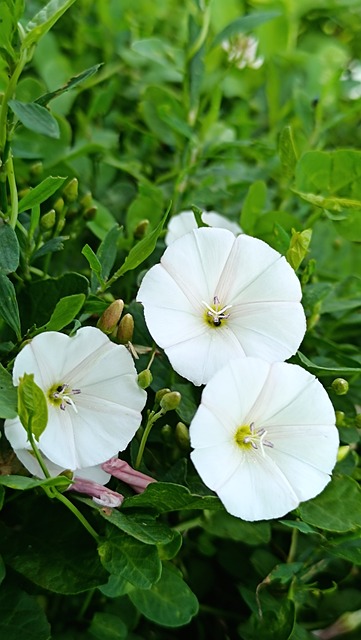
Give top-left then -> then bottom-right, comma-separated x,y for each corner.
1,0 -> 361,638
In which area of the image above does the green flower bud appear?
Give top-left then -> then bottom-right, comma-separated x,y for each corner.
53,197 -> 65,215
138,369 -> 153,389
161,424 -> 173,444
335,411 -> 346,428
80,192 -> 93,210
331,378 -> 349,396
63,177 -> 78,203
355,414 -> 361,428
337,445 -> 350,462
175,421 -> 190,450
155,388 -> 171,404
116,313 -> 134,344
40,209 -> 56,230
97,299 -> 124,334
134,219 -> 150,239
160,391 -> 181,412
30,161 -> 43,176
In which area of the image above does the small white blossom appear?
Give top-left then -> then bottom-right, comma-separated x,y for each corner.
190,357 -> 339,521
5,327 -> 147,469
137,227 -> 306,385
222,35 -> 264,70
165,210 -> 242,245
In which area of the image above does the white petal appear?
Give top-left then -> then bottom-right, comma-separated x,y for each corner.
165,210 -> 242,245
12,331 -> 71,389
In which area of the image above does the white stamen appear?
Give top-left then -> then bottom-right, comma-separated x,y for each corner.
243,422 -> 274,457
53,384 -> 81,413
202,296 -> 232,326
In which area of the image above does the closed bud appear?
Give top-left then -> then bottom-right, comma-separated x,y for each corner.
63,177 -> 78,203
80,192 -> 93,210
331,378 -> 349,396
97,299 -> 124,334
160,391 -> 181,412
138,369 -> 153,389
335,411 -> 346,428
30,161 -> 43,176
175,421 -> 190,450
355,414 -> 361,428
134,219 -> 150,239
155,388 -> 171,404
53,197 -> 65,215
337,445 -> 350,462
40,209 -> 56,230
116,313 -> 134,344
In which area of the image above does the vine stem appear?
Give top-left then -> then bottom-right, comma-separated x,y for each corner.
54,490 -> 100,543
135,408 -> 165,469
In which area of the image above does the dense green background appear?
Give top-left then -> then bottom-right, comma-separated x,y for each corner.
1,0 -> 361,638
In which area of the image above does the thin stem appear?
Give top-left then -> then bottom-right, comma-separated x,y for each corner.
27,425 -> 51,480
0,47 -> 28,153
135,408 -> 165,469
7,153 -> 18,228
54,490 -> 100,543
287,527 -> 298,563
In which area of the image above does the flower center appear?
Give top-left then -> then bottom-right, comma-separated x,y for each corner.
48,383 -> 81,412
202,296 -> 232,328
234,422 -> 274,456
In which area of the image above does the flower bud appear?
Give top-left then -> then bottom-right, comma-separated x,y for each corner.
138,369 -> 153,389
175,421 -> 190,450
161,424 -> 173,443
30,161 -> 43,176
331,378 -> 349,396
40,209 -> 56,230
160,391 -> 181,412
80,192 -> 93,210
134,219 -> 150,239
355,414 -> 361,428
97,299 -> 124,334
116,313 -> 134,344
63,177 -> 78,203
337,445 -> 350,462
155,388 -> 171,404
53,197 -> 65,215
335,411 -> 346,428
83,205 -> 97,220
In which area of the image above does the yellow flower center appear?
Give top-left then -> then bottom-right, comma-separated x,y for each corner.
234,422 -> 273,456
48,383 -> 81,412
202,296 -> 232,328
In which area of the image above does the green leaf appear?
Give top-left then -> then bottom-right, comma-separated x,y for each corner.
99,510 -> 175,546
0,584 -> 51,640
296,351 -> 361,377
31,236 -> 68,261
0,223 -> 20,274
35,63 -> 104,107
98,528 -> 162,589
90,225 -> 123,293
89,612 -> 128,640
1,497 -> 107,594
122,482 -> 223,513
82,244 -> 105,289
22,0 -> 77,48
129,564 -> 199,628
106,206 -> 170,287
211,11 -> 282,49
286,228 -> 312,270
17,373 -> 48,441
239,597 -> 295,640
0,474 -> 71,491
202,511 -> 271,545
299,475 -> 361,532
241,180 -> 267,235
279,125 -> 298,180
294,150 -> 361,241
18,176 -> 67,213
0,363 -> 17,419
37,293 -> 85,332
8,100 -> 60,138
328,535 -> 361,566
0,273 -> 21,339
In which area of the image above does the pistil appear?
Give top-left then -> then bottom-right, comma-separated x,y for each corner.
203,295 -> 232,327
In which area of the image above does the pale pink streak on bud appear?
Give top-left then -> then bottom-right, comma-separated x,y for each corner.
102,457 -> 156,493
69,476 -> 124,507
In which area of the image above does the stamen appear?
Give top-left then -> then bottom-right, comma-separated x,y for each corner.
236,421 -> 274,457
202,297 -> 233,327
51,383 -> 81,413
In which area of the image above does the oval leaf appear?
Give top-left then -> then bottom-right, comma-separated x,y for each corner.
18,373 -> 48,441
9,100 -> 60,138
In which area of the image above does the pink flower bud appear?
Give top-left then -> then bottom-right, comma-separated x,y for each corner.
102,457 -> 156,494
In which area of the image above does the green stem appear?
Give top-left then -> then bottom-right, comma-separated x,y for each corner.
287,527 -> 298,563
0,47 -> 28,153
54,490 -> 100,543
135,408 -> 165,469
7,153 -> 18,228
28,426 -> 51,480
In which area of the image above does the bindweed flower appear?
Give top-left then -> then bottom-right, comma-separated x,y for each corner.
137,228 -> 306,385
68,476 -> 124,508
165,209 -> 242,245
5,327 -> 147,469
190,357 -> 339,521
102,457 -> 156,493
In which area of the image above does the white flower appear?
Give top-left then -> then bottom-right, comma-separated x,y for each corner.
5,327 -> 147,469
190,357 -> 339,521
136,227 -> 306,386
222,35 -> 264,70
165,210 -> 242,245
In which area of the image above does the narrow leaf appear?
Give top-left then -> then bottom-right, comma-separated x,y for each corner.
8,100 -> 60,138
82,244 -> 105,288
0,223 -> 20,273
22,0 -> 77,48
0,273 -> 21,339
36,64 -> 104,107
38,294 -> 86,332
18,176 -> 67,213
